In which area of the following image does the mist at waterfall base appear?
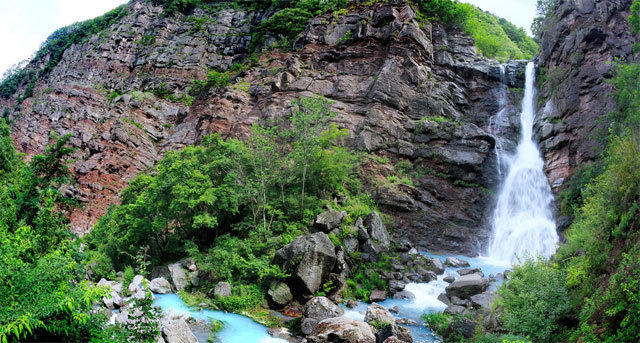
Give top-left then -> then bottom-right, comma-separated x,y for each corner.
487,62 -> 559,264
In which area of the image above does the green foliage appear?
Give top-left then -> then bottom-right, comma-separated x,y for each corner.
413,0 -> 467,28
497,257 -> 571,342
153,0 -> 200,16
558,161 -> 605,215
413,0 -> 538,61
344,259 -> 389,301
153,82 -> 193,105
123,266 -> 135,296
87,95 -> 364,311
0,127 -> 112,342
423,312 -> 452,336
250,0 -> 348,51
137,34 -> 156,46
188,70 -> 231,96
531,0 -> 558,39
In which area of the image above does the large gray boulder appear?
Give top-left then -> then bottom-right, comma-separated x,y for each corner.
168,262 -> 189,292
303,296 -> 344,320
161,318 -> 198,343
149,277 -> 172,294
214,282 -> 232,298
268,282 -> 293,306
444,257 -> 470,268
314,208 -> 345,232
376,324 -> 413,343
363,211 -> 390,251
470,292 -> 495,310
425,258 -> 445,275
445,274 -> 489,299
308,317 -> 376,343
274,232 -> 337,294
364,303 -> 395,326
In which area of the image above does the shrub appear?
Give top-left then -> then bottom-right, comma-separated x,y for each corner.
497,257 -> 571,342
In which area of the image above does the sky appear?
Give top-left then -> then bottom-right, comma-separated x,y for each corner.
461,0 -> 537,35
0,0 -> 537,77
0,0 -> 128,76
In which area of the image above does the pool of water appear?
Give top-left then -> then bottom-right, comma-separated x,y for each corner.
153,293 -> 287,343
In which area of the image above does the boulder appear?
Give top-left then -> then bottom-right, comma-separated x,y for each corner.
303,296 -> 344,320
457,268 -> 484,277
376,324 -> 413,343
314,208 -> 344,232
128,275 -> 153,300
425,258 -> 445,275
445,274 -> 489,298
302,318 -> 320,335
444,257 -> 470,268
363,211 -> 390,251
393,290 -> 415,300
274,232 -> 337,294
437,293 -> 451,307
214,281 -> 232,298
168,262 -> 189,292
388,280 -> 405,293
364,303 -> 396,326
308,317 -> 376,343
149,277 -> 172,294
369,290 -> 387,302
443,317 -> 476,340
444,305 -> 466,315
443,276 -> 455,283
161,318 -> 198,343
470,292 -> 495,310
268,282 -> 293,306
189,271 -> 199,287
102,290 -> 123,309
383,337 -> 408,343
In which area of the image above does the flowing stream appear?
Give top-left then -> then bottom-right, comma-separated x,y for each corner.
487,62 -> 559,263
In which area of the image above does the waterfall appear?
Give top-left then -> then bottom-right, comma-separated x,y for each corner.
487,62 -> 558,264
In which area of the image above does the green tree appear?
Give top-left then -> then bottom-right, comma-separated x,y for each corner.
287,96 -> 337,218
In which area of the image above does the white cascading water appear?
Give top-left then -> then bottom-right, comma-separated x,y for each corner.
487,62 -> 559,264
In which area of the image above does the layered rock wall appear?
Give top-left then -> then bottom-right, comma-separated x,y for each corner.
2,0 -> 526,254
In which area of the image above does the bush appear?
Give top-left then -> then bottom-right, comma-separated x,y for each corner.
497,257 -> 571,342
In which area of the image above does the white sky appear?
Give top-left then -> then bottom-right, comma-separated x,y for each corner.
461,0 -> 537,36
0,0 -> 536,77
0,0 -> 128,77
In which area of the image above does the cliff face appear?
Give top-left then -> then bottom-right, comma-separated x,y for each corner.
2,0 -> 525,255
535,0 -> 635,192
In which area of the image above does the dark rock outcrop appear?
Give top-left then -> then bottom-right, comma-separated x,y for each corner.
536,0 -> 635,192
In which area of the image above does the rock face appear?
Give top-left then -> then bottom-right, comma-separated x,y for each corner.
536,0 -> 635,193
2,0 -> 527,255
308,317 -> 376,343
274,232 -> 336,294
